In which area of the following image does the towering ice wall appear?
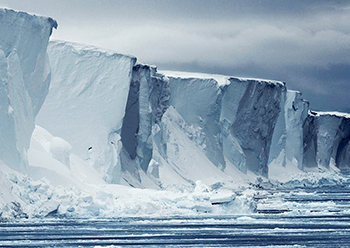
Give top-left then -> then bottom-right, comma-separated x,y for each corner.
269,90 -> 309,170
303,112 -> 350,170
167,75 -> 225,169
0,8 -> 56,172
118,65 -> 170,187
41,40 -> 350,187
221,78 -> 284,177
36,41 -> 136,179
118,68 -> 326,186
146,72 -> 286,181
284,91 -> 309,170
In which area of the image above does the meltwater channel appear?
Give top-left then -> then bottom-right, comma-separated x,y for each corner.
2,184 -> 350,247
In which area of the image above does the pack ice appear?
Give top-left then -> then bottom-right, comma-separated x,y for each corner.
1,8 -> 350,219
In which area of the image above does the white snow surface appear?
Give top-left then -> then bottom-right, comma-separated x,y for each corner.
159,70 -> 230,86
159,70 -> 284,87
314,111 -> 350,118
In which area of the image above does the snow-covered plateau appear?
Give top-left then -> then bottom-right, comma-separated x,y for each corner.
1,8 -> 350,220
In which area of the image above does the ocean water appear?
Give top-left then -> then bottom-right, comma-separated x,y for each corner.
2,184 -> 350,247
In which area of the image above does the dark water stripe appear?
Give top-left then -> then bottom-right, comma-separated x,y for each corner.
2,233 -> 350,247
2,221 -> 350,233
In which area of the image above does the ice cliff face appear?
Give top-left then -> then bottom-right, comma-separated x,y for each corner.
221,78 -> 284,177
36,43 -> 350,188
119,69 -> 350,186
269,90 -> 309,170
35,41 -> 136,180
303,112 -> 350,171
118,65 -> 170,187
0,9 -> 341,187
0,9 -> 56,172
32,38 -> 350,188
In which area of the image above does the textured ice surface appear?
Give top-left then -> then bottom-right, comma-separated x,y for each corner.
222,78 -> 284,176
159,71 -> 286,178
269,90 -> 309,171
36,41 -> 136,180
0,8 -> 56,172
167,75 -> 225,169
0,8 -> 57,115
303,111 -> 350,170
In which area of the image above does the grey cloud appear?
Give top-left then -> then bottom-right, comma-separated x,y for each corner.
0,0 -> 349,112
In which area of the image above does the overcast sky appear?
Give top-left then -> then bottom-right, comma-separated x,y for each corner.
1,0 -> 350,112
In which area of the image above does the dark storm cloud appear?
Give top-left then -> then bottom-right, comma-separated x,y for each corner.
0,0 -> 349,111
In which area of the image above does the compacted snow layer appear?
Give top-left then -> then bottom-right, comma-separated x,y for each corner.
0,8 -> 56,172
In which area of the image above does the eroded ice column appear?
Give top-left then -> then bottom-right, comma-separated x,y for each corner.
269,88 -> 310,173
284,91 -> 309,170
316,114 -> 341,169
334,117 -> 350,169
268,87 -> 286,166
316,112 -> 350,170
0,9 -> 56,172
221,78 -> 284,176
119,65 -> 153,183
119,65 -> 170,186
302,112 -> 318,170
302,111 -> 350,170
220,78 -> 249,173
